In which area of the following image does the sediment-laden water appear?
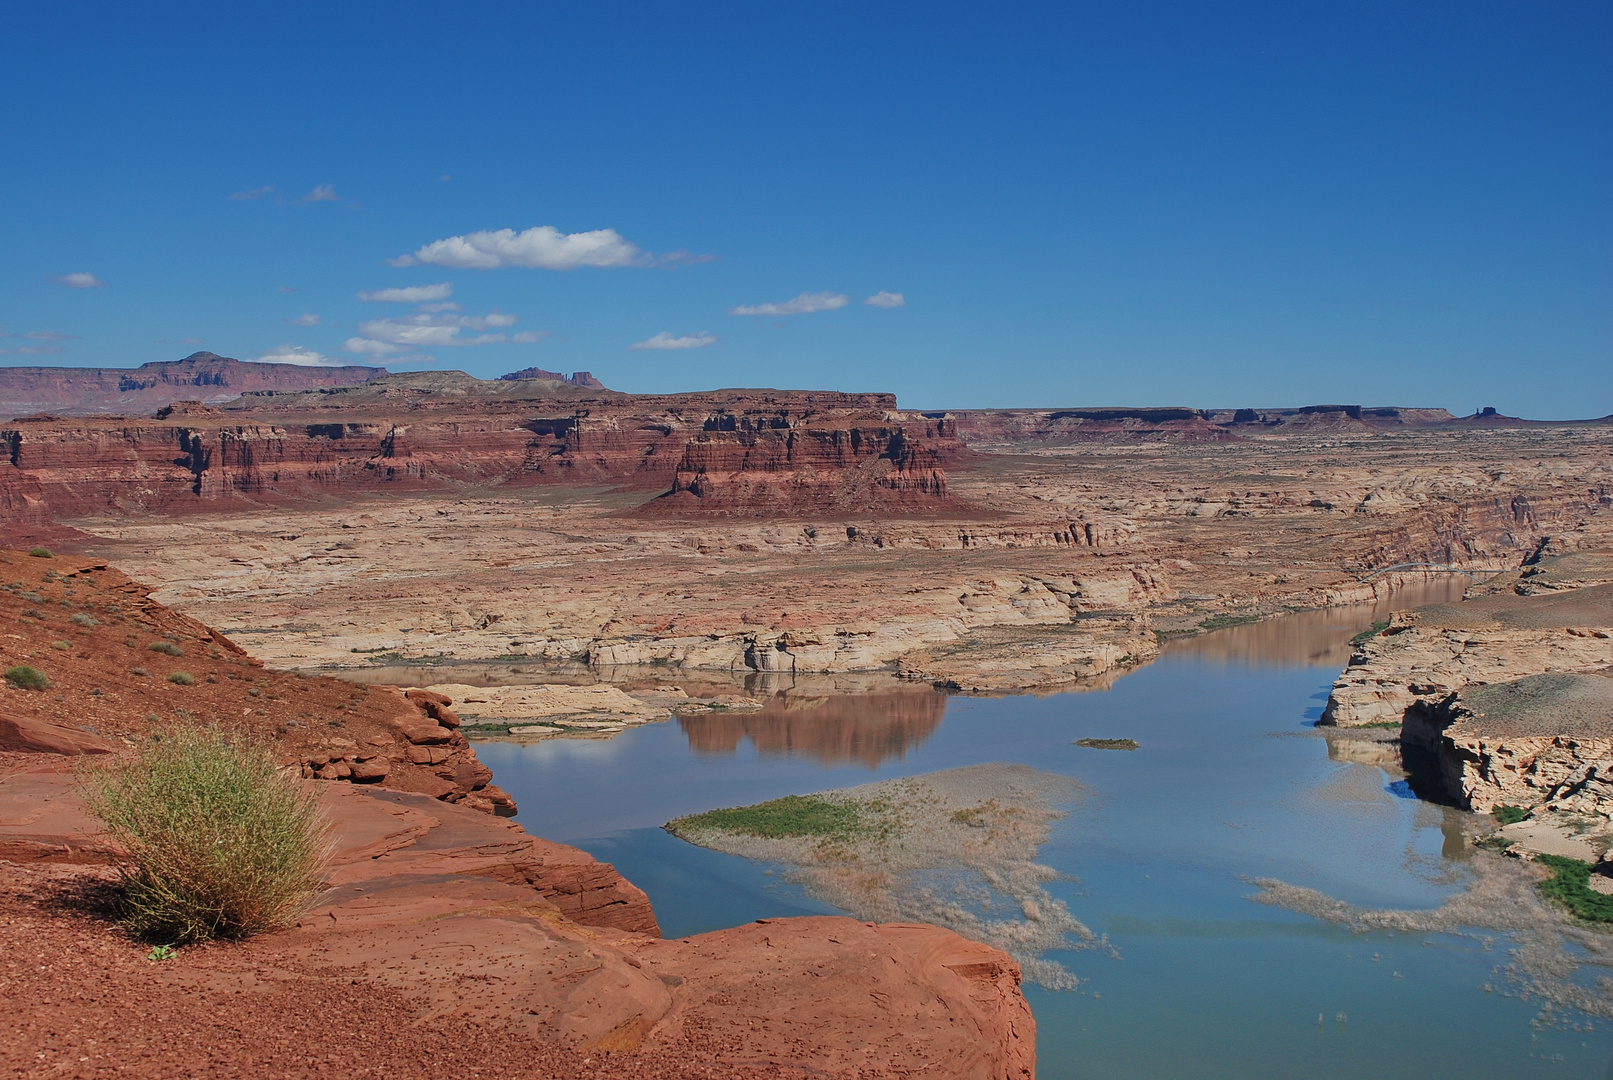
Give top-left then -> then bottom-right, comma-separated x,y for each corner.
471,583 -> 1613,1079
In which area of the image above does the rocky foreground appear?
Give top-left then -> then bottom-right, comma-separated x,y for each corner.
0,549 -> 1035,1079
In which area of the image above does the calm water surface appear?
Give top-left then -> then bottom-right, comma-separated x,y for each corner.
473,585 -> 1613,1079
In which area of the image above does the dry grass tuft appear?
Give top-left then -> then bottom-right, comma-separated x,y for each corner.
82,725 -> 330,943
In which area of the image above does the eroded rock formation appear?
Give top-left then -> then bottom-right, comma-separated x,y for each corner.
1,375 -> 967,521
1322,537 -> 1613,817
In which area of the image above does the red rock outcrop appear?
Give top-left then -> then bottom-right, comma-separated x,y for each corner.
0,549 -> 515,816
0,352 -> 385,417
0,757 -> 1034,1075
499,366 -> 607,389
0,378 -> 968,522
643,413 -> 964,515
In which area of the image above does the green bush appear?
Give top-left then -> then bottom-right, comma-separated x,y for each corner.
27,547 -> 52,558
1492,804 -> 1529,826
168,671 -> 195,685
82,726 -> 330,943
4,665 -> 49,691
1535,854 -> 1613,923
149,641 -> 185,657
71,613 -> 98,627
52,640 -> 71,651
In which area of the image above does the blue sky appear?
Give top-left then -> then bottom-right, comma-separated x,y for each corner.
1,1 -> 1608,417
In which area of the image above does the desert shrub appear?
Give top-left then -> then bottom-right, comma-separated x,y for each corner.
82,726 -> 330,943
4,665 -> 49,691
71,613 -> 97,627
52,640 -> 71,651
1492,805 -> 1529,826
27,547 -> 52,558
149,641 -> 184,657
168,671 -> 195,685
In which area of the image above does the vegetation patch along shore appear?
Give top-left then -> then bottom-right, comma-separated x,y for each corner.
667,763 -> 1103,989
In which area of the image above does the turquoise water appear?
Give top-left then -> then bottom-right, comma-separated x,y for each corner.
473,601 -> 1613,1078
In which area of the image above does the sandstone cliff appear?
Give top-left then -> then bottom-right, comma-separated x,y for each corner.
1322,540 -> 1613,817
0,379 -> 966,522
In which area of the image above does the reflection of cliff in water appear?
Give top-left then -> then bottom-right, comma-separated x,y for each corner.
1162,578 -> 1470,668
679,691 -> 947,768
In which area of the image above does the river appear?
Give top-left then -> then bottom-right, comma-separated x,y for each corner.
465,582 -> 1613,1078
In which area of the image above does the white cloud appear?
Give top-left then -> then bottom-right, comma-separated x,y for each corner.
729,291 -> 850,317
865,291 -> 906,308
629,331 -> 717,350
57,272 -> 104,289
344,310 -> 533,352
302,185 -> 340,202
418,301 -> 460,313
392,225 -> 646,270
230,185 -> 274,201
286,313 -> 321,327
358,283 -> 453,303
341,338 -> 403,356
510,330 -> 550,344
254,345 -> 335,366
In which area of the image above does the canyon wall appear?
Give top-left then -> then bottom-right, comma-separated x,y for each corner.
0,378 -> 965,522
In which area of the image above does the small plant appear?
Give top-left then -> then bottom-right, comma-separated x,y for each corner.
1492,805 -> 1529,826
146,945 -> 175,962
4,665 -> 49,691
149,641 -> 184,657
131,667 -> 151,677
169,671 -> 195,685
81,725 -> 330,943
1535,854 -> 1613,923
71,613 -> 98,627
1075,738 -> 1139,751
1350,621 -> 1391,645
52,640 -> 71,651
27,547 -> 52,558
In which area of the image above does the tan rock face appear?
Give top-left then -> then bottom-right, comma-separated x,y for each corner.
1323,580 -> 1613,729
1322,545 -> 1613,817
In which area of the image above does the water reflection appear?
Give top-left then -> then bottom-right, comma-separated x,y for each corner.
679,690 -> 946,767
1163,577 -> 1470,667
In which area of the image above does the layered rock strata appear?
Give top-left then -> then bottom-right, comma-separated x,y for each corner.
1,375 -> 966,521
1432,673 -> 1613,816
0,549 -> 516,815
1323,545 -> 1613,817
